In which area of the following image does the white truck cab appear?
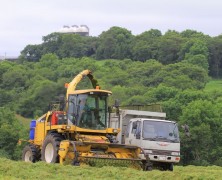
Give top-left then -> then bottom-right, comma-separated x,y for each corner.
110,109 -> 180,171
125,118 -> 180,171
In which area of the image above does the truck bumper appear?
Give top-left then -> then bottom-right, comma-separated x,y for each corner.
140,154 -> 180,163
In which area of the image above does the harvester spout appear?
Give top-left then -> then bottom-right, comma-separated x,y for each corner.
66,69 -> 91,99
66,69 -> 99,100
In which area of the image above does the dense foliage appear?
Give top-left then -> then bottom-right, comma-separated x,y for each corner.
0,108 -> 26,160
1,26 -> 222,167
19,27 -> 222,78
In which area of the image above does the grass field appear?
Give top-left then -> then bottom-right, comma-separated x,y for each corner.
0,158 -> 222,180
204,79 -> 222,92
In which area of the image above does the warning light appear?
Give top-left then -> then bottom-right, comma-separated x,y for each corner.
65,83 -> 69,88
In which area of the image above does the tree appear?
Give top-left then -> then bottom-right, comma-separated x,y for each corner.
57,34 -> 87,58
180,29 -> 207,39
207,36 -> 222,78
0,108 -> 21,159
96,26 -> 133,60
0,61 -> 14,84
42,33 -> 62,54
131,29 -> 162,61
147,62 -> 208,90
179,100 -> 222,165
1,66 -> 28,90
20,44 -> 43,62
157,30 -> 184,64
184,54 -> 209,71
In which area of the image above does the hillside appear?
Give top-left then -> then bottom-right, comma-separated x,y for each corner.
16,114 -> 31,128
0,158 -> 222,180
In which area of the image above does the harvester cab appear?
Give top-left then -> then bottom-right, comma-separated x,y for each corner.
22,70 -> 151,170
67,90 -> 109,129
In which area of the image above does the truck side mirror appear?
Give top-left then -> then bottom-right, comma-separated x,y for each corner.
108,106 -> 112,113
181,124 -> 190,137
136,130 -> 141,139
114,99 -> 120,107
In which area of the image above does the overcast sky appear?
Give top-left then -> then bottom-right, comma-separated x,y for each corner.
1,0 -> 222,57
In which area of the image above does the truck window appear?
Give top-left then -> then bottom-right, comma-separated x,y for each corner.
142,120 -> 180,142
131,121 -> 141,137
135,121 -> 141,139
131,121 -> 137,134
125,122 -> 131,138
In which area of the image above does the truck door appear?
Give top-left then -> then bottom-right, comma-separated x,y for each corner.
125,120 -> 142,147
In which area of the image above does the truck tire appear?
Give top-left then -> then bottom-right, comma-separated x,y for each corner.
168,163 -> 173,171
22,144 -> 40,163
142,160 -> 153,171
41,133 -> 64,163
162,163 -> 173,171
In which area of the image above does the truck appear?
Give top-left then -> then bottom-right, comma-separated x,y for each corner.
109,106 -> 180,171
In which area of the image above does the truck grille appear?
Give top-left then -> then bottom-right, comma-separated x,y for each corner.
146,149 -> 173,156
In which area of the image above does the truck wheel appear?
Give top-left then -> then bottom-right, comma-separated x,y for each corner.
22,144 -> 40,163
41,133 -> 64,163
168,163 -> 173,171
142,161 -> 153,171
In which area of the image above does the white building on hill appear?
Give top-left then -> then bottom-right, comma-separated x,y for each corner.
57,25 -> 89,36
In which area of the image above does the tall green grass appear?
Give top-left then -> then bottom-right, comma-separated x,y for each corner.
0,158 -> 222,180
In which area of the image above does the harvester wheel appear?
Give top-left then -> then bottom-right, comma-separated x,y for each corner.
41,133 -> 63,163
22,144 -> 40,163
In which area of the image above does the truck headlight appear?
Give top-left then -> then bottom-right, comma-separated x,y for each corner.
171,152 -> 180,156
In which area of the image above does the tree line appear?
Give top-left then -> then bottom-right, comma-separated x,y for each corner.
20,26 -> 222,78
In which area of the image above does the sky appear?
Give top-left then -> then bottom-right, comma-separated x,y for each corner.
1,0 -> 222,57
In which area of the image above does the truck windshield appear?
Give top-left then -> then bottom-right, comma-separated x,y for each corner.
142,120 -> 180,143
68,93 -> 108,130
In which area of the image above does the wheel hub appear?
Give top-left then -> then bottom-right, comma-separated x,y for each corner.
45,143 -> 54,163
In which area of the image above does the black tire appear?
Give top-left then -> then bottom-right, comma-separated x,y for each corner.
168,163 -> 173,171
162,163 -> 173,171
22,144 -> 40,163
142,161 -> 153,171
41,133 -> 63,163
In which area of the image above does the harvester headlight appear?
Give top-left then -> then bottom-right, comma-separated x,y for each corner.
171,152 -> 180,156
66,126 -> 71,129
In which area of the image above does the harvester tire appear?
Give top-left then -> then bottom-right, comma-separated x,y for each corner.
41,133 -> 64,163
22,144 -> 40,163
